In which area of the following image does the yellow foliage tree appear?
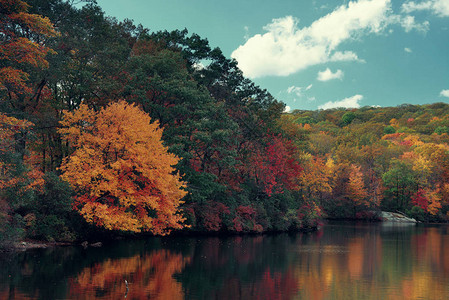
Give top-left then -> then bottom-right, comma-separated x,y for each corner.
426,188 -> 442,215
59,101 -> 187,235
347,164 -> 368,206
299,156 -> 332,200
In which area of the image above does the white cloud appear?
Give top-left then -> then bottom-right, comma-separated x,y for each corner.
402,0 -> 449,17
403,1 -> 433,12
329,51 -> 365,62
231,0 -> 430,78
231,0 -> 401,78
318,94 -> 363,110
287,84 -> 314,99
317,68 -> 344,81
404,47 -> 412,52
284,105 -> 291,112
287,85 -> 303,97
440,89 -> 449,97
399,15 -> 429,32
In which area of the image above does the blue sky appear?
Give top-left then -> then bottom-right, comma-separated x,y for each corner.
96,0 -> 449,111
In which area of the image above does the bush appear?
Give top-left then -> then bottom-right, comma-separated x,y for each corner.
297,203 -> 321,228
407,206 -> 426,222
29,214 -> 76,242
435,126 -> 449,135
383,125 -> 396,134
341,112 -> 356,126
0,213 -> 24,249
26,173 -> 77,242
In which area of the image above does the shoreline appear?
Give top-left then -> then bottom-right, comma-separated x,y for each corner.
5,214 -> 449,253
1,225 -> 320,253
0,240 -> 74,252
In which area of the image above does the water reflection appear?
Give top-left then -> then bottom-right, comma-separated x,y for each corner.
68,250 -> 190,299
1,222 -> 449,299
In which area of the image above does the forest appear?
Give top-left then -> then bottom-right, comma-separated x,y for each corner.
1,0 -> 449,247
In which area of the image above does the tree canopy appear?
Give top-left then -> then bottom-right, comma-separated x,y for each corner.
59,101 -> 187,235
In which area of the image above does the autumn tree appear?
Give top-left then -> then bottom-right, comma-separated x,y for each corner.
0,0 -> 58,107
59,101 -> 187,235
248,135 -> 302,197
347,164 -> 369,216
299,155 -> 332,201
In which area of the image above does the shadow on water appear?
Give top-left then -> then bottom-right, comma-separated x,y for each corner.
2,221 -> 449,299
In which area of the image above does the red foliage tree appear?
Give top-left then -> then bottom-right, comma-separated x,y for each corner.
250,135 -> 302,196
412,189 -> 428,211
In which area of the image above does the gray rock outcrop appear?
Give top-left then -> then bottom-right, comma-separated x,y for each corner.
381,211 -> 417,223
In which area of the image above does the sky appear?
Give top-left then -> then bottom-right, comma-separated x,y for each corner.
95,0 -> 449,111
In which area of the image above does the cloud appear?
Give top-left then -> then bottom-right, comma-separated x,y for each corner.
317,68 -> 344,81
440,89 -> 449,97
287,85 -> 303,97
404,47 -> 412,52
329,51 -> 365,62
398,15 -> 429,32
284,105 -> 291,113
402,0 -> 449,17
318,94 -> 363,110
306,84 -> 313,90
231,0 -> 417,78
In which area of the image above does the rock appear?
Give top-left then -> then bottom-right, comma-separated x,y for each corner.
90,242 -> 102,247
381,211 -> 417,223
81,241 -> 88,248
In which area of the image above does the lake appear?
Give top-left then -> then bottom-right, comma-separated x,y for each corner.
1,221 -> 449,299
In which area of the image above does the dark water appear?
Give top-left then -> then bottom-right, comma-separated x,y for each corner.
2,221 -> 449,299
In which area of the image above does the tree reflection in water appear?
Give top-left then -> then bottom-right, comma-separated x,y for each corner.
68,250 -> 190,299
3,224 -> 449,299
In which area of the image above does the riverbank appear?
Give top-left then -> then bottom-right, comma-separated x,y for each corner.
1,224 -> 321,253
0,240 -> 74,252
0,212 -> 420,253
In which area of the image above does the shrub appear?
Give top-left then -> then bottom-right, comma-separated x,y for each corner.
26,173 -> 77,242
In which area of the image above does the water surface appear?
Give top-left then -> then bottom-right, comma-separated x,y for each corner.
1,221 -> 449,299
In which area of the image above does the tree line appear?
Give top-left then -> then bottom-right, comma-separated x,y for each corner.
0,0 -> 314,245
1,0 -> 448,246
283,103 -> 449,221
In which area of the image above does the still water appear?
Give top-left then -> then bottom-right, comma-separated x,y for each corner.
2,221 -> 449,299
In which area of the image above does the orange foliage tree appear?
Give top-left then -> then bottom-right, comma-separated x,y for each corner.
0,0 -> 58,96
299,155 -> 332,201
347,164 -> 369,216
59,101 -> 187,235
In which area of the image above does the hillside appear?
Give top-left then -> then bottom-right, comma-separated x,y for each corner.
281,103 -> 449,221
